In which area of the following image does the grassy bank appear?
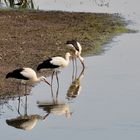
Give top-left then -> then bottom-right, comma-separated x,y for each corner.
0,10 -> 130,98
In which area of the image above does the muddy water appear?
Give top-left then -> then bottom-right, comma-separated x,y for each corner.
1,0 -> 140,140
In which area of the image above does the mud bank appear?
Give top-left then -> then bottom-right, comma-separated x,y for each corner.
0,10 -> 129,98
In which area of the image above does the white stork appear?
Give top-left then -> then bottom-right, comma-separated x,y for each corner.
6,67 -> 50,86
66,40 -> 85,80
66,40 -> 85,68
37,52 -> 71,97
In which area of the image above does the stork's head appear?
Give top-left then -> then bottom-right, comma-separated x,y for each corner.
66,40 -> 82,53
40,76 -> 51,86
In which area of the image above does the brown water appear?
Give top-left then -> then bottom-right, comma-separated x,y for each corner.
1,0 -> 140,140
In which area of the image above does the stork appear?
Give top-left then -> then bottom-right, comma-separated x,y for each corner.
6,67 -> 50,90
66,40 -> 85,80
37,52 -> 71,98
66,40 -> 85,68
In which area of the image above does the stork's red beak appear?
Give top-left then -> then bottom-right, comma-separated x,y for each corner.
44,79 -> 51,86
80,59 -> 85,69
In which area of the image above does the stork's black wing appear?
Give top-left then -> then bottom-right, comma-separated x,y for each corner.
6,68 -> 29,80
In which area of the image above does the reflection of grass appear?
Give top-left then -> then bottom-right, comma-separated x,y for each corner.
0,11 -> 133,101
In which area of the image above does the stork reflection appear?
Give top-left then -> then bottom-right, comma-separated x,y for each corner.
6,95 -> 49,131
37,89 -> 72,118
66,68 -> 84,100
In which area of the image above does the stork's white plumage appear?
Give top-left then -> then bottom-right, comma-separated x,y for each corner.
6,67 -> 50,85
37,52 -> 71,95
37,52 -> 71,71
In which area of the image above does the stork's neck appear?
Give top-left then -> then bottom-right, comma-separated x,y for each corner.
31,76 -> 42,83
65,54 -> 71,66
77,41 -> 82,53
78,55 -> 84,62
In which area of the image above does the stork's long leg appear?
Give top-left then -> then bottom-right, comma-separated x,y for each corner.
51,71 -> 55,100
17,96 -> 21,115
51,71 -> 55,86
72,57 -> 78,81
74,57 -> 78,79
17,82 -> 22,115
24,94 -> 27,115
78,57 -> 85,69
56,71 -> 59,99
72,57 -> 75,81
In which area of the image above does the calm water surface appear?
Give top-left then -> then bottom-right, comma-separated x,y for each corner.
1,0 -> 140,140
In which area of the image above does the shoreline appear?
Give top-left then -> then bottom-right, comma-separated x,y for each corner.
0,10 -> 130,98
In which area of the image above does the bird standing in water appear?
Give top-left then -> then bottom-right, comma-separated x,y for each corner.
66,40 -> 85,79
37,52 -> 71,98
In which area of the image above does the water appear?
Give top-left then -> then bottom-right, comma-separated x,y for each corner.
1,0 -> 140,139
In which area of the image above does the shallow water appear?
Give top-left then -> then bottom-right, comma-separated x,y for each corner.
1,0 -> 140,140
